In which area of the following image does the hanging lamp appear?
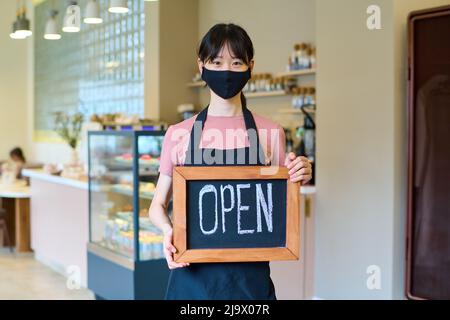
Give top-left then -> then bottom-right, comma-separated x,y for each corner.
44,9 -> 61,40
62,0 -> 81,33
15,0 -> 32,38
84,0 -> 103,24
109,0 -> 129,14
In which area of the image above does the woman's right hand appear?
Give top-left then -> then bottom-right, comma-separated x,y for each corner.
163,225 -> 190,270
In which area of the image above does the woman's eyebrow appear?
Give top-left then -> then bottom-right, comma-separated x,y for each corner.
210,55 -> 242,60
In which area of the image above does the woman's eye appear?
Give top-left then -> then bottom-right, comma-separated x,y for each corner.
212,61 -> 221,65
233,61 -> 243,66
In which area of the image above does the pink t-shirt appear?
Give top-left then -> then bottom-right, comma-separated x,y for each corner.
159,112 -> 286,176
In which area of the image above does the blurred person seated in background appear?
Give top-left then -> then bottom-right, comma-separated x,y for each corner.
0,147 -> 27,180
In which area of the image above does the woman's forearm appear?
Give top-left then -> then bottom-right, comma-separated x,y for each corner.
149,174 -> 173,233
149,202 -> 172,233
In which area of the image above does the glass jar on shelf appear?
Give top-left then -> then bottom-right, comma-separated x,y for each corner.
292,87 -> 306,109
275,77 -> 284,91
249,74 -> 257,92
265,74 -> 272,91
310,47 -> 317,69
287,57 -> 293,72
291,87 -> 299,108
269,78 -> 275,92
292,44 -> 301,70
283,76 -> 297,92
255,74 -> 261,92
299,43 -> 310,69
258,74 -> 265,92
305,87 -> 316,106
260,74 -> 266,92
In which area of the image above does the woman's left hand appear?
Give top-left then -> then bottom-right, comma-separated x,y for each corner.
285,152 -> 312,184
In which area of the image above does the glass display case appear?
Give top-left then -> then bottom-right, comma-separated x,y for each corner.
87,131 -> 169,300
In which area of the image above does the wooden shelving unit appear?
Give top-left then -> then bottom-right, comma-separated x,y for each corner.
277,107 -> 316,115
186,68 -> 316,100
245,90 -> 288,98
276,68 -> 316,78
187,68 -> 315,89
277,108 -> 303,114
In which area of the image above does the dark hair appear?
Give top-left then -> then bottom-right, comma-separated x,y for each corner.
198,23 -> 254,108
10,147 -> 26,163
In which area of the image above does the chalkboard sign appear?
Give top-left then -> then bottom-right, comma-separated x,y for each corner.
172,166 -> 300,263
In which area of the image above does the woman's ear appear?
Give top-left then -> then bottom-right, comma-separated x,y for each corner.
249,59 -> 255,73
197,58 -> 204,74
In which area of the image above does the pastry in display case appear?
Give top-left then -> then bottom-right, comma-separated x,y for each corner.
87,131 -> 169,300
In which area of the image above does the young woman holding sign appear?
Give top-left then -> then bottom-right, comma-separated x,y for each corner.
149,23 -> 312,300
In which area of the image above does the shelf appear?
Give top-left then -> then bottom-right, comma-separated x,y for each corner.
139,170 -> 159,177
188,68 -> 315,89
90,183 -> 154,200
277,108 -> 303,114
87,242 -> 134,270
110,184 -> 154,200
106,158 -> 160,175
276,68 -> 316,78
277,106 -> 316,114
245,90 -> 288,98
186,81 -> 206,87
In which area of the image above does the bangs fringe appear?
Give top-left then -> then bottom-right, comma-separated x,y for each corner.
198,23 -> 254,65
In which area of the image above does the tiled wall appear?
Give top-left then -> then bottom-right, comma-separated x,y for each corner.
34,0 -> 145,133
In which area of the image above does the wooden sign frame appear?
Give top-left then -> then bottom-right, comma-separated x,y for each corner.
172,166 -> 300,263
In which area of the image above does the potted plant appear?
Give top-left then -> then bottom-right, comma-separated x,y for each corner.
54,111 -> 84,178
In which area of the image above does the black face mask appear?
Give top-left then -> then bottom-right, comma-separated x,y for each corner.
201,66 -> 251,100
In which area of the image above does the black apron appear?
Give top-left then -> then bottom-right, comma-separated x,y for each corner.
165,106 -> 277,300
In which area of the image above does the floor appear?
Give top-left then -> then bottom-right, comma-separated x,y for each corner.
0,249 -> 94,300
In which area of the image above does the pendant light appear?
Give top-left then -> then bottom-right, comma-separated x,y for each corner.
84,0 -> 103,24
44,10 -> 61,40
62,1 -> 81,33
109,0 -> 129,14
15,1 -> 32,38
10,21 -> 27,40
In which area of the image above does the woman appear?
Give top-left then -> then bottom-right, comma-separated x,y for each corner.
0,147 -> 27,180
149,23 -> 312,300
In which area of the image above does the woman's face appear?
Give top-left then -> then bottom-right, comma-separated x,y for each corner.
10,155 -> 21,163
198,43 -> 254,73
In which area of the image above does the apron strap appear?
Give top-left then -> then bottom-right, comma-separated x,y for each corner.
186,106 -> 209,164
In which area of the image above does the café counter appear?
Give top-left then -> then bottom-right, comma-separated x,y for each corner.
0,181 -> 31,252
22,169 -> 89,287
271,184 -> 316,300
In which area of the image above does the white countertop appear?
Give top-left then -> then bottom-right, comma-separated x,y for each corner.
22,169 -> 316,195
300,185 -> 316,195
22,169 -> 88,190
0,181 -> 30,198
